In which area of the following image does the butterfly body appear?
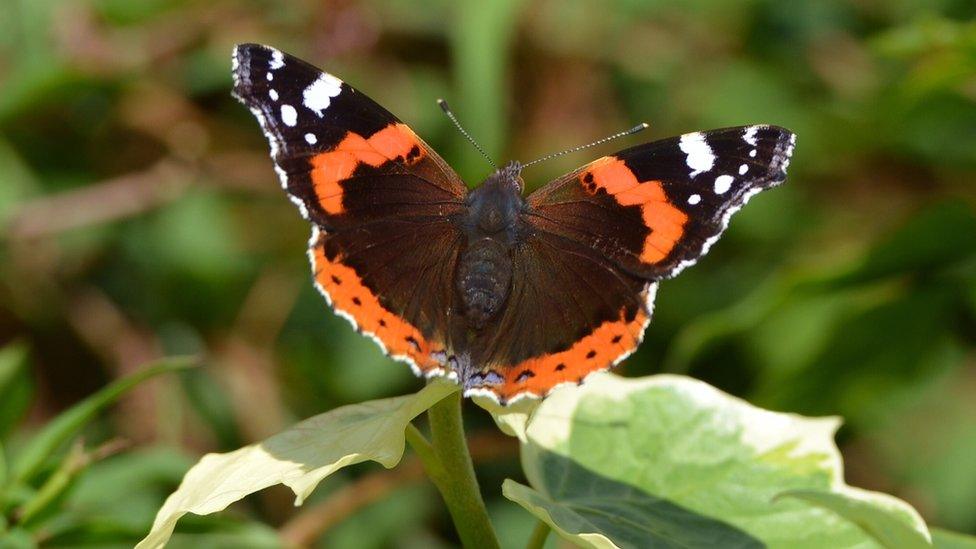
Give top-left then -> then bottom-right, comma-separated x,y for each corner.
457,162 -> 526,329
231,43 -> 796,404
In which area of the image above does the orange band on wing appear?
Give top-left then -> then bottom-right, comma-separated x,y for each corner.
584,157 -> 689,263
491,306 -> 649,402
311,242 -> 443,373
310,123 -> 425,214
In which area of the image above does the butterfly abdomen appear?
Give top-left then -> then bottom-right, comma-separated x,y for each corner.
457,238 -> 512,329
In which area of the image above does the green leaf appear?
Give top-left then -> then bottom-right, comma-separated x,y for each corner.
55,448 -> 193,536
16,440 -> 89,528
9,357 -> 196,487
136,380 -> 458,549
505,373 -> 931,548
472,394 -> 539,442
0,136 -> 40,226
0,342 -> 33,441
450,0 -> 524,180
779,489 -> 930,549
0,527 -> 36,549
822,201 -> 976,288
932,528 -> 976,549
503,474 -> 764,549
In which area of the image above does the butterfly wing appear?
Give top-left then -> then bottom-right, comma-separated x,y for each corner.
232,44 -> 467,376
466,125 -> 795,402
465,231 -> 656,404
526,125 -> 795,278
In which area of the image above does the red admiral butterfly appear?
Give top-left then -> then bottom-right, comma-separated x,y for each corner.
231,44 -> 795,404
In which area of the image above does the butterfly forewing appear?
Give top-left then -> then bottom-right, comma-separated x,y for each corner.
527,125 -> 795,279
231,43 -> 467,228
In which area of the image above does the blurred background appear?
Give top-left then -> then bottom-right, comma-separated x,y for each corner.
1,0 -> 974,547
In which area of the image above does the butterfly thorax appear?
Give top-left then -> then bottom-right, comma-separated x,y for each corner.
456,163 -> 526,329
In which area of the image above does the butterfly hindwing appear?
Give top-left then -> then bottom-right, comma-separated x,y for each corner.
309,221 -> 463,376
464,230 -> 655,403
232,43 -> 467,376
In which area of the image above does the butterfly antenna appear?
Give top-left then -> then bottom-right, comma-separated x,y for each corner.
522,122 -> 649,168
437,99 -> 497,170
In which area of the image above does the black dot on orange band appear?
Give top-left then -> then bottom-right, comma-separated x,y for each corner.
586,350 -> 597,359
611,335 -> 622,343
555,363 -> 566,371
331,275 -> 342,285
516,370 -> 535,383
352,296 -> 362,306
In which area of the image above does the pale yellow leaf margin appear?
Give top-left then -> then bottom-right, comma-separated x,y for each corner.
136,380 -> 458,549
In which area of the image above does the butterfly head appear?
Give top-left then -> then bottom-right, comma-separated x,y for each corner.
495,160 -> 525,193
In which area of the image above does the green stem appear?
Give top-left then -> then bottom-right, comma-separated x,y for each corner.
16,442 -> 86,526
525,520 -> 551,549
407,391 -> 500,548
404,424 -> 443,478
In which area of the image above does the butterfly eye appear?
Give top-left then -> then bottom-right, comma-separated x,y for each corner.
510,172 -> 525,194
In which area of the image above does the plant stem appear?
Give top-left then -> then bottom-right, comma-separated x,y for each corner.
404,424 -> 443,478
409,391 -> 500,548
525,520 -> 551,549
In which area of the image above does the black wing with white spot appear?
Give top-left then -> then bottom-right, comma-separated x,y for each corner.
230,43 -> 467,229
526,125 -> 795,280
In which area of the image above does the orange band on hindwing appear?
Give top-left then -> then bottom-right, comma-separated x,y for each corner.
491,306 -> 649,401
310,123 -> 425,214
582,157 -> 689,263
311,240 -> 443,373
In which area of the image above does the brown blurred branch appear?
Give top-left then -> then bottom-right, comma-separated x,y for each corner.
278,430 -> 516,548
65,287 -> 166,443
5,160 -> 193,240
66,288 -> 160,369
206,269 -> 303,447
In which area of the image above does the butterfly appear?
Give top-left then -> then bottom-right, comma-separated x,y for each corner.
231,43 -> 795,405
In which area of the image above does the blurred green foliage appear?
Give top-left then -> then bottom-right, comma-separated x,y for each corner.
0,0 -> 974,546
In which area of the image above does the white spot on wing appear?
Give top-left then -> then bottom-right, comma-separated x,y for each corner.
678,132 -> 715,177
739,164 -> 748,175
266,72 -> 273,81
280,104 -> 297,126
230,49 -> 312,222
688,194 -> 701,205
655,130 -> 795,280
269,49 -> 285,70
303,74 -> 343,117
268,89 -> 278,101
714,175 -> 734,194
305,133 -> 317,145
743,125 -> 759,146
